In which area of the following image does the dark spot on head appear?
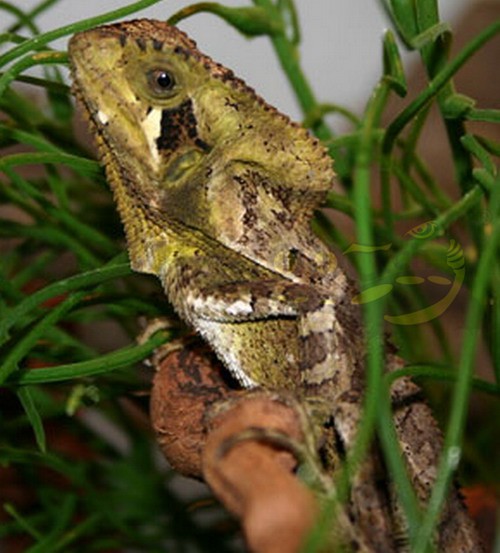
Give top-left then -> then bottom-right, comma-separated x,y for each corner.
220,67 -> 234,82
224,97 -> 240,110
152,39 -> 163,51
146,106 -> 153,115
156,99 -> 210,154
135,37 -> 146,51
119,33 -> 127,47
195,138 -> 210,152
288,248 -> 299,268
243,208 -> 257,227
173,45 -> 190,59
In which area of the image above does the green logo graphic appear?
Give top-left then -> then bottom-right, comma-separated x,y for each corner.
348,222 -> 465,325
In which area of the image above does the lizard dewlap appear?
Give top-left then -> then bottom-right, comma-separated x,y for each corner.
69,19 -> 483,551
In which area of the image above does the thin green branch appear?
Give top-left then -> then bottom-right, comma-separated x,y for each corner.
6,331 -> 168,385
413,181 -> 500,551
0,292 -> 86,385
382,185 -> 484,286
386,365 -> 500,396
0,50 -> 67,97
0,70 -> 69,92
251,0 -> 331,142
350,78 -> 423,536
0,1 -> 40,36
383,20 -> 500,155
467,108 -> 500,124
0,151 -> 100,176
0,258 -> 131,344
8,0 -> 60,33
0,0 -> 164,68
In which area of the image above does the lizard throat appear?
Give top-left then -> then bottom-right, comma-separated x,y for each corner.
164,149 -> 205,182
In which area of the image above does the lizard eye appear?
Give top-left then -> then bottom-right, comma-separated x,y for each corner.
147,69 -> 175,95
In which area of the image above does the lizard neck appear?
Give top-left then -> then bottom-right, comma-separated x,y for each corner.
103,152 -> 172,275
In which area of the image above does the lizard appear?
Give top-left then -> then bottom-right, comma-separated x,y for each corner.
68,19 -> 482,552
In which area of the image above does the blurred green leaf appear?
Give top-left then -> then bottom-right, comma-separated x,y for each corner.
17,386 -> 46,453
382,29 -> 407,96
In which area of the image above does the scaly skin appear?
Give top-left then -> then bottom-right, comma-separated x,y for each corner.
69,20 -> 482,551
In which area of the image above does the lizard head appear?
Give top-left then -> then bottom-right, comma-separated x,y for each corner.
69,19 -> 275,229
69,19 -> 335,277
69,20 -> 216,191
69,20 -> 227,272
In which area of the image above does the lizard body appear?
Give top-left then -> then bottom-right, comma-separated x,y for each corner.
69,20 -> 482,551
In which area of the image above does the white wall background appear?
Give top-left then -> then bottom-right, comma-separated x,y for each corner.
8,0 -> 475,122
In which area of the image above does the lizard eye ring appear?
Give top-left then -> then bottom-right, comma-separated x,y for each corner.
147,69 -> 175,95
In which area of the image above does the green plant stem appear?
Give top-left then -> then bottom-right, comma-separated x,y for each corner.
27,494 -> 77,553
382,185 -> 483,286
251,0 -> 331,145
6,332 -> 168,385
415,3 -> 486,257
340,79 -> 390,487
2,504 -> 43,540
0,0 -> 163,68
0,1 -> 40,36
0,123 -> 64,152
0,31 -> 28,46
351,78 -> 423,536
491,273 -> 500,385
0,292 -> 86,385
0,70 -> 68,92
49,514 -> 102,552
0,151 -> 100,175
17,386 -> 46,452
0,259 -> 130,344
467,109 -> 500,123
4,167 -> 117,255
8,0 -> 60,33
413,182 -> 500,552
0,220 -> 102,268
383,20 -> 500,155
386,365 -> 500,396
0,50 -> 67,97
302,103 -> 360,128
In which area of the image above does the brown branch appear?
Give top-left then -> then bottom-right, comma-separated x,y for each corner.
150,342 -> 318,553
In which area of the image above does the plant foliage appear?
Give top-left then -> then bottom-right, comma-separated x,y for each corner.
0,0 -> 499,551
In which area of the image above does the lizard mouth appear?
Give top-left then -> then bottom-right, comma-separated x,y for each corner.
69,74 -> 111,158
